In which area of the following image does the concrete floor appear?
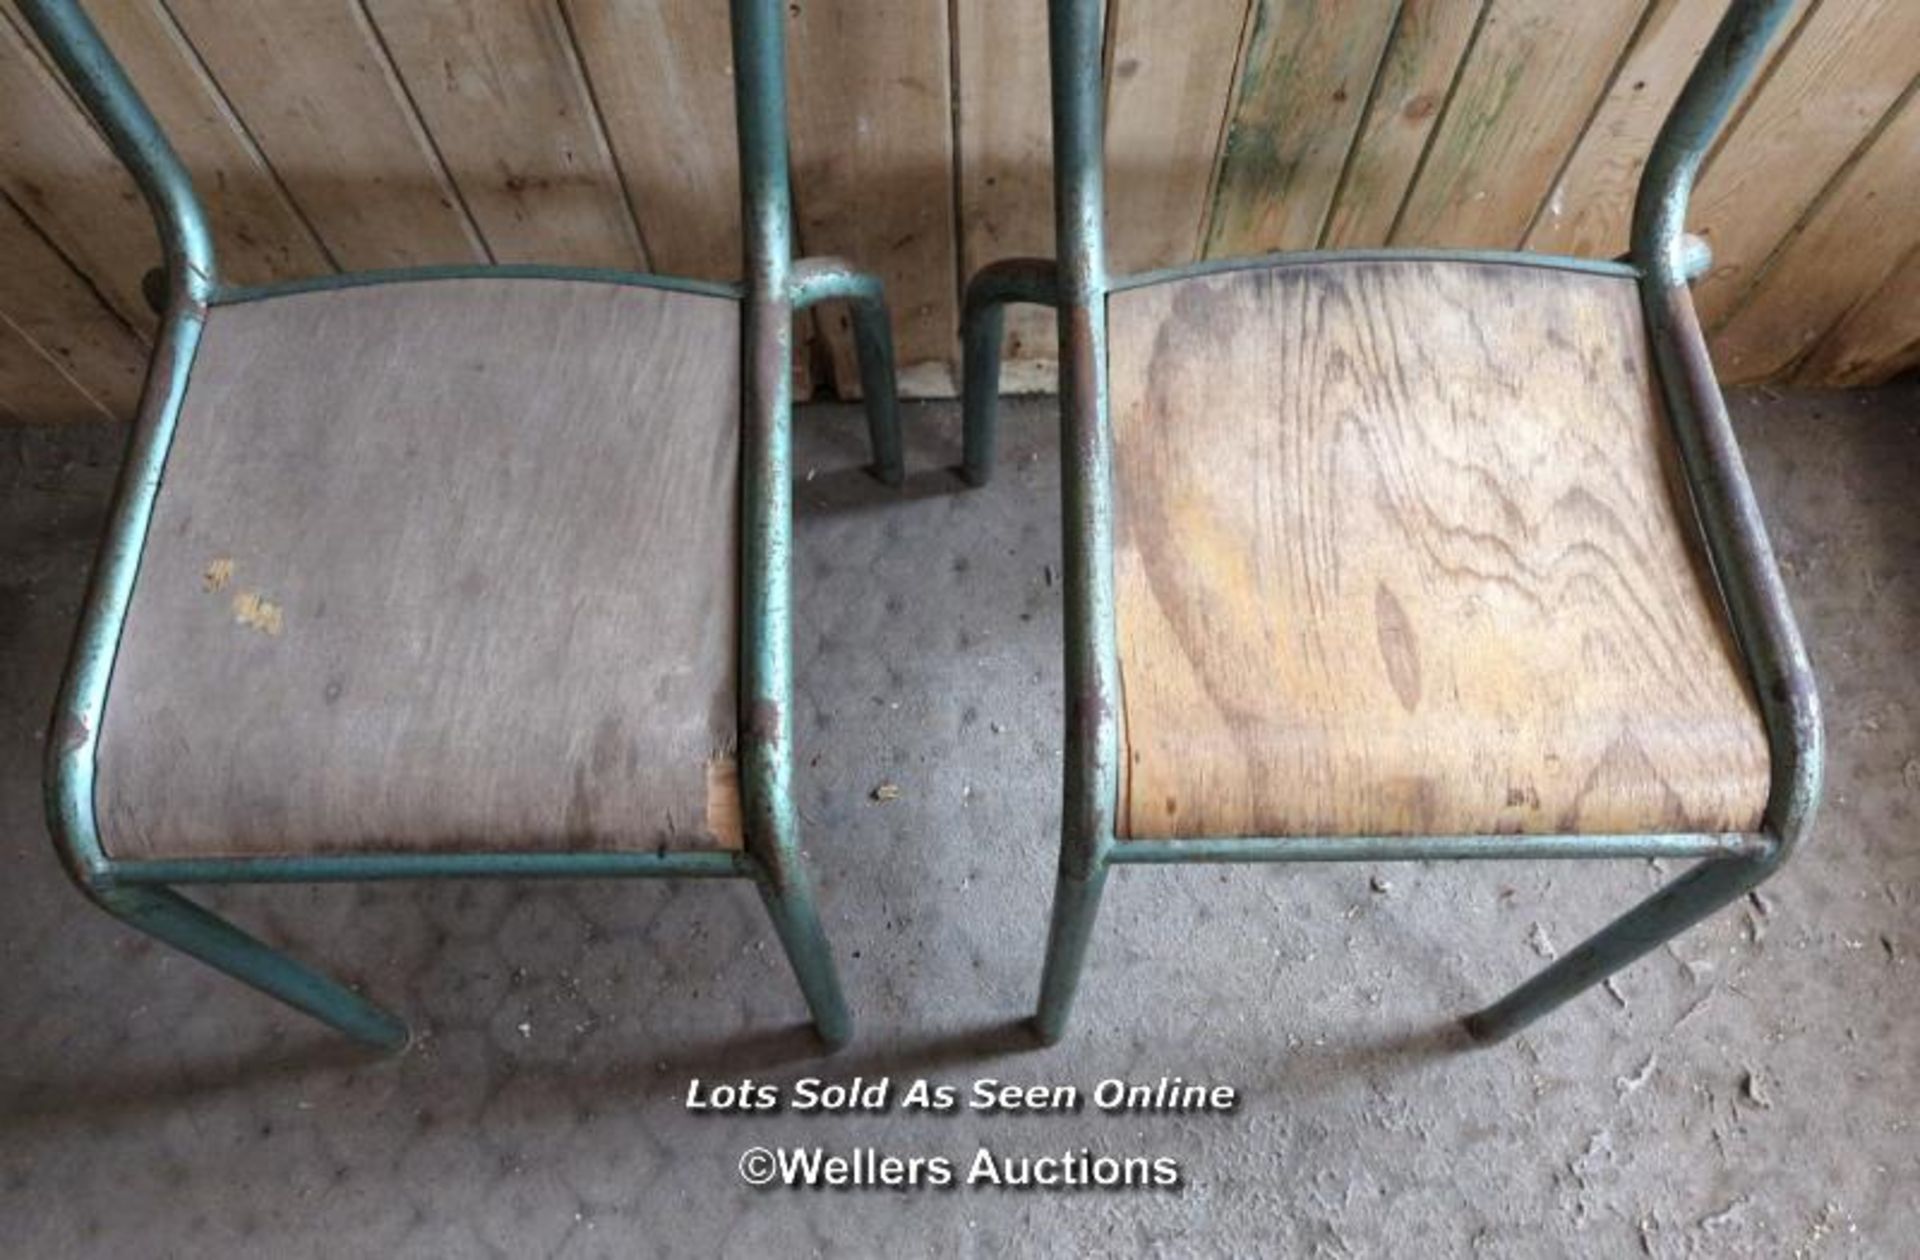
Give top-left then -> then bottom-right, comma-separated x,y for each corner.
0,388 -> 1914,1257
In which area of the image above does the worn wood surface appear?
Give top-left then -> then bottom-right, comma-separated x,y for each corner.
1713,86 -> 1920,383
96,279 -> 742,858
1106,0 -> 1247,273
1393,0 -> 1646,249
5,0 -> 1920,417
163,0 -> 485,270
0,315 -> 102,423
1108,260 -> 1769,839
364,0 -> 644,269
1526,0 -> 1740,257
1204,0 -> 1400,256
0,190 -> 144,418
1795,241 -> 1920,387
788,0 -> 958,395
0,5 -> 156,333
561,0 -> 740,281
77,0 -> 330,285
1689,0 -> 1920,327
956,0 -> 1057,384
1320,0 -> 1484,249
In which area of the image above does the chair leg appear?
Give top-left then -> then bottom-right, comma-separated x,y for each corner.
1464,850 -> 1778,1043
755,866 -> 853,1050
1031,861 -> 1109,1044
961,299 -> 1007,487
95,883 -> 410,1050
959,258 -> 1060,487
841,284 -> 904,488
789,258 -> 904,487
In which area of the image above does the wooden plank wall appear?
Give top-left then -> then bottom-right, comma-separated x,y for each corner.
3,0 -> 1918,423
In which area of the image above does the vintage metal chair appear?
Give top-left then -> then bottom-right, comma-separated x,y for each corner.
962,0 -> 1820,1043
28,0 -> 898,1051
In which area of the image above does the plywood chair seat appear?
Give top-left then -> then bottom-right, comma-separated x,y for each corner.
1107,257 -> 1770,841
95,277 -> 745,861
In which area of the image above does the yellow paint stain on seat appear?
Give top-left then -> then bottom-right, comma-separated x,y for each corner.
706,757 -> 744,850
231,590 -> 284,636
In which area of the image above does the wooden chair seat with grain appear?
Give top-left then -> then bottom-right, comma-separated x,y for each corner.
1108,258 -> 1770,841
95,278 -> 744,860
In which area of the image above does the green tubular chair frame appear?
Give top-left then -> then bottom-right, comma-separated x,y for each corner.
29,0 -> 899,1052
961,0 -> 1822,1044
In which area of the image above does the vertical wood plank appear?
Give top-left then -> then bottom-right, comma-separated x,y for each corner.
1794,242 -> 1920,386
77,0 -> 332,284
1105,0 -> 1248,274
363,0 -> 645,269
561,0 -> 739,281
955,0 -> 1055,384
1321,0 -> 1484,249
1689,0 -> 1920,326
0,7 -> 156,332
9,0 -> 1920,412
165,0 -> 484,269
0,190 -> 144,419
1392,0 -> 1646,248
1525,0 -> 1742,257
1204,0 -> 1401,257
0,314 -> 111,423
1712,89 -> 1920,383
789,0 -> 959,395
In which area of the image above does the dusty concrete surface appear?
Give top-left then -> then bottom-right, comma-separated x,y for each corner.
0,388 -> 1914,1257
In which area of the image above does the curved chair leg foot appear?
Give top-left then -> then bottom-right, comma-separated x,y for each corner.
961,302 -> 1006,488
97,883 -> 410,1050
960,258 -> 1060,488
1030,863 -> 1108,1044
848,315 -> 906,487
1464,851 -> 1777,1044
844,290 -> 904,488
789,258 -> 904,487
757,872 -> 853,1050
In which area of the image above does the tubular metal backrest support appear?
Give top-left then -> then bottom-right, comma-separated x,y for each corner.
27,0 -> 211,891
1628,0 -> 1824,854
